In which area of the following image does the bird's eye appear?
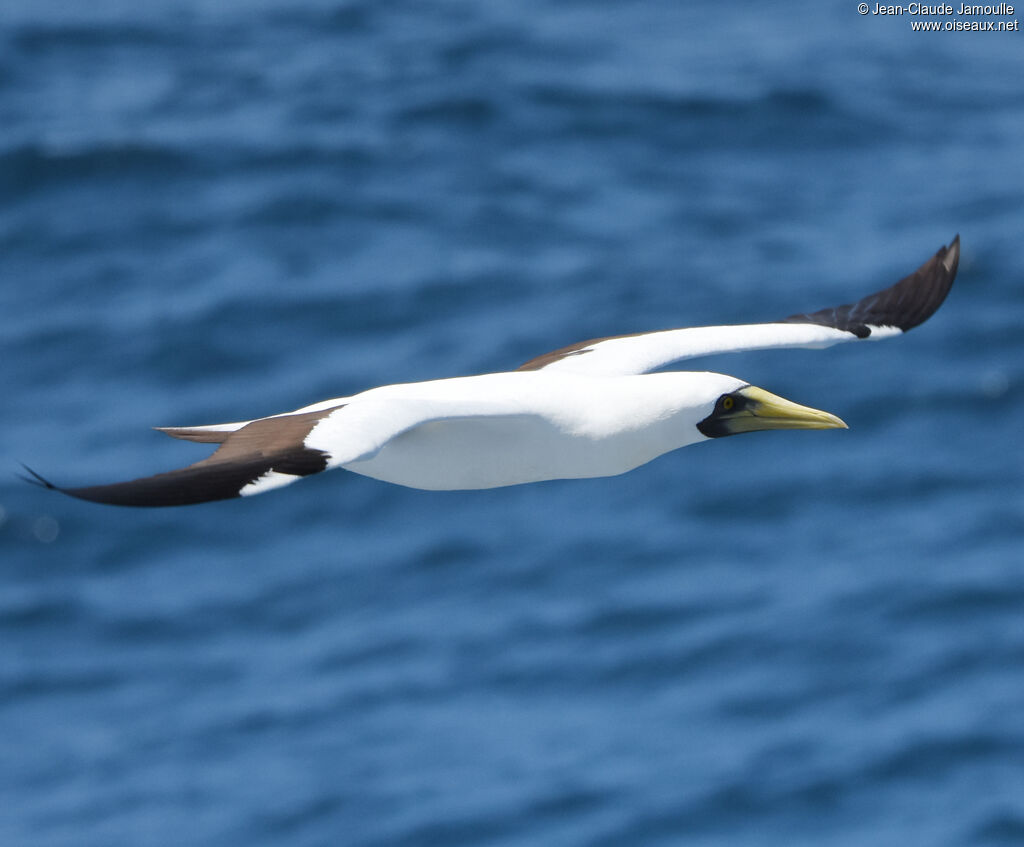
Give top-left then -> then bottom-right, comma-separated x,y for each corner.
722,396 -> 735,411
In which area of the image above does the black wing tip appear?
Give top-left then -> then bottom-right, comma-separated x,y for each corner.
892,232 -> 960,332
17,459 -> 236,508
16,464 -> 116,507
784,233 -> 961,336
18,464 -> 61,490
17,463 -> 155,507
17,470 -> 245,508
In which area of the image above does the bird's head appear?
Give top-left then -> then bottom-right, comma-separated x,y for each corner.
693,378 -> 847,439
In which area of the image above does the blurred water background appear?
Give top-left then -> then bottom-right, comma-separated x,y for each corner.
2,1 -> 1023,845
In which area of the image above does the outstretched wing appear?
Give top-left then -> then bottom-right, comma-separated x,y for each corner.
517,235 -> 960,376
22,407 -> 341,507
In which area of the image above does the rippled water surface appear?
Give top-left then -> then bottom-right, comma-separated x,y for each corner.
2,2 -> 1024,845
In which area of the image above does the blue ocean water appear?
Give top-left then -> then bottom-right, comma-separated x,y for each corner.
2,1 -> 1023,844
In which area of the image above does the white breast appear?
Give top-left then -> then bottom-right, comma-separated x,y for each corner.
336,371 -> 718,491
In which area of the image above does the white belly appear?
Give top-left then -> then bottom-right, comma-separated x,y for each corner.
342,414 -> 670,490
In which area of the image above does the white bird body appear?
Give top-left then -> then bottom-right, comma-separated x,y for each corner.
24,236 -> 959,507
310,371 -> 741,490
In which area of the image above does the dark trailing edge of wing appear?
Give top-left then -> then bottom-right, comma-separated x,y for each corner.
21,407 -> 339,507
20,451 -> 327,507
782,234 -> 960,338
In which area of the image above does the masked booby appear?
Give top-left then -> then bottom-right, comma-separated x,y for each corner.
23,235 -> 960,507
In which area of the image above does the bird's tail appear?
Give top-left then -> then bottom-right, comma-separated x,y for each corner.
153,422 -> 250,443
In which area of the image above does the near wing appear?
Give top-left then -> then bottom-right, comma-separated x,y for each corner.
20,407 -> 341,507
517,235 -> 959,376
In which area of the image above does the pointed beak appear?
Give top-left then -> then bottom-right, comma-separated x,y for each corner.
731,385 -> 847,432
699,385 -> 848,438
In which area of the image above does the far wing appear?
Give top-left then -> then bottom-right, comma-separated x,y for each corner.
517,235 -> 959,376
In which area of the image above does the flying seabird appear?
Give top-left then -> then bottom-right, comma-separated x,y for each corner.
23,235 -> 960,507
